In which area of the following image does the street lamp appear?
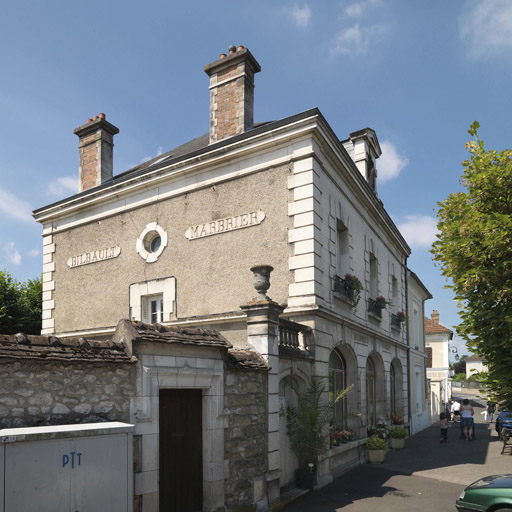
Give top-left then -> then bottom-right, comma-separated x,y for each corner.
449,345 -> 460,361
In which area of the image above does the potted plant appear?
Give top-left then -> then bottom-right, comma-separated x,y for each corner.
396,311 -> 406,322
391,413 -> 404,425
286,377 -> 351,489
375,296 -> 388,309
344,273 -> 363,309
389,426 -> 407,449
367,435 -> 387,464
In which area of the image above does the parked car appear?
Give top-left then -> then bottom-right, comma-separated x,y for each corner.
456,474 -> 512,511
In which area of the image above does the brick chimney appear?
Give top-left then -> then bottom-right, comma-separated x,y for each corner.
73,114 -> 119,192
346,128 -> 381,193
431,309 -> 439,325
204,45 -> 261,144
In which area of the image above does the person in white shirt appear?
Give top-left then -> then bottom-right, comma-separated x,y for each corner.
451,399 -> 461,422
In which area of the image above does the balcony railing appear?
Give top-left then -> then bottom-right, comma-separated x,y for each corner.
391,314 -> 402,329
333,275 -> 354,301
278,318 -> 310,350
367,298 -> 382,318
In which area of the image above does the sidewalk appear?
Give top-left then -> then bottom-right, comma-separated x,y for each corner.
284,395 -> 510,511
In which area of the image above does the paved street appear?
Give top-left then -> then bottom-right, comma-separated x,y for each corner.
284,393 -> 511,511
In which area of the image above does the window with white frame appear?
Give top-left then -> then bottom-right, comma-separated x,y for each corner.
129,277 -> 176,324
143,295 -> 163,324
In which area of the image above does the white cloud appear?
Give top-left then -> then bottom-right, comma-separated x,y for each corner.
46,176 -> 78,199
0,188 -> 33,223
27,249 -> 40,257
290,4 -> 311,27
140,146 -> 164,164
459,0 -> 512,58
3,242 -> 22,265
331,23 -> 389,55
378,140 -> 409,182
344,0 -> 380,18
397,215 -> 438,248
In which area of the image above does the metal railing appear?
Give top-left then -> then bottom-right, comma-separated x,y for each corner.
391,314 -> 402,329
333,275 -> 353,301
367,298 -> 382,318
278,318 -> 310,349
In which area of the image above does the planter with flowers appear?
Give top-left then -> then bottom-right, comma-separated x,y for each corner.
330,429 -> 357,448
367,435 -> 387,464
390,426 -> 407,449
367,419 -> 387,439
391,414 -> 404,425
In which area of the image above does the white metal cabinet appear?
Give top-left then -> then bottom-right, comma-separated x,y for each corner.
0,422 -> 133,512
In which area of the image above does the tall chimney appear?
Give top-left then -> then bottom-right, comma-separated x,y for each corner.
73,114 -> 119,192
204,45 -> 261,144
431,309 -> 439,325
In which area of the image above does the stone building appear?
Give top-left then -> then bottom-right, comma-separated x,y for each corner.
23,46 -> 430,510
425,309 -> 453,418
406,270 -> 432,434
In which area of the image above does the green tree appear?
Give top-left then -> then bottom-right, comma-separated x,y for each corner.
0,270 -> 42,335
432,122 -> 512,403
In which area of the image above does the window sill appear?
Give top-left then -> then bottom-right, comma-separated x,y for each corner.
368,311 -> 382,322
334,291 -> 354,307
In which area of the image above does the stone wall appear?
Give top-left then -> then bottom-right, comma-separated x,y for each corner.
224,368 -> 267,511
0,359 -> 136,429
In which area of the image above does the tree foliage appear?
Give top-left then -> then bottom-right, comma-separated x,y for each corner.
0,270 -> 42,335
432,122 -> 512,403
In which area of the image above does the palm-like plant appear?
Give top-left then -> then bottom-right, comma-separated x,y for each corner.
285,377 -> 352,470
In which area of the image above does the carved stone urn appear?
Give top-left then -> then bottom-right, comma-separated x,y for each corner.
250,265 -> 274,300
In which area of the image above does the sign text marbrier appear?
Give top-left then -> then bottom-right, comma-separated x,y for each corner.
67,246 -> 121,268
185,211 -> 265,240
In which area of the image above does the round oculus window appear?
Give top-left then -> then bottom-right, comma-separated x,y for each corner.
136,223 -> 167,263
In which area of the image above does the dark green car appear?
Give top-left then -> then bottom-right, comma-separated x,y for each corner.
456,475 -> 512,511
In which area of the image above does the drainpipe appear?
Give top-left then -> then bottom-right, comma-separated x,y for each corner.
405,260 -> 411,427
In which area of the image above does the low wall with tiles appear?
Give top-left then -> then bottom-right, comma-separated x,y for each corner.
0,359 -> 136,429
224,367 -> 268,510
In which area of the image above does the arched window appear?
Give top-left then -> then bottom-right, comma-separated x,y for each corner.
329,351 -> 346,430
366,358 -> 376,425
390,364 -> 396,416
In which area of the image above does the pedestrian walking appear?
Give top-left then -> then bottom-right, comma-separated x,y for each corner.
439,412 -> 449,443
451,399 -> 461,422
460,398 -> 475,440
486,401 -> 496,423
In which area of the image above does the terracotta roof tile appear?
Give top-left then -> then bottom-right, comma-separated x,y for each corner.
424,317 -> 453,336
0,333 -> 133,363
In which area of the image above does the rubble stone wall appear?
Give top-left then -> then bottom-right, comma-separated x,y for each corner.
224,368 -> 268,511
0,359 -> 136,429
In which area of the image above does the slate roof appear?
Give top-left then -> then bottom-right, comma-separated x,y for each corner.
0,333 -> 133,363
225,350 -> 269,370
425,317 -> 453,337
130,321 -> 232,349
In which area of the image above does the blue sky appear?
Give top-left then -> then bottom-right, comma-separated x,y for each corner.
1,0 -> 511,356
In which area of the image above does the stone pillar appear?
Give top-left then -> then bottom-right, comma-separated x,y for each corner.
241,265 -> 283,507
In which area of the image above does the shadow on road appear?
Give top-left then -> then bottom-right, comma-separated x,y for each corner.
283,396 -> 507,511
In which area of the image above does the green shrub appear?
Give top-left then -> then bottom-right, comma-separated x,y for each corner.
389,427 -> 407,439
366,435 -> 387,450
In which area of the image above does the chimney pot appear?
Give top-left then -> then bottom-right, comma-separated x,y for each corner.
93,115 -> 99,121
237,45 -> 244,51
228,45 -> 236,55
220,53 -> 227,59
99,113 -> 106,119
87,119 -> 93,123
431,309 -> 440,325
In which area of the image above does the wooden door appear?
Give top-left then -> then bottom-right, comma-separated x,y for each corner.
159,389 -> 203,512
